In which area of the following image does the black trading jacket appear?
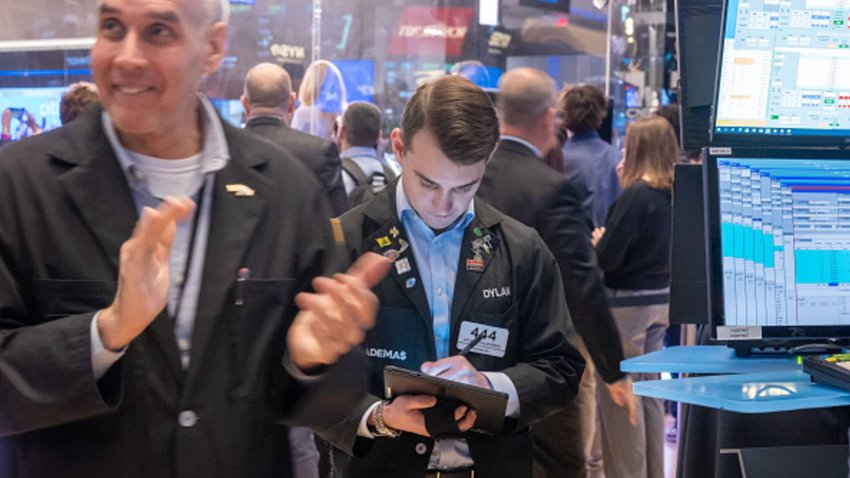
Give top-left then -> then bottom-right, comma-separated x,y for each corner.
0,105 -> 366,478
338,180 -> 585,478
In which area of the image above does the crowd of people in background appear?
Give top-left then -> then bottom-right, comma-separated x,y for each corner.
0,3 -> 686,473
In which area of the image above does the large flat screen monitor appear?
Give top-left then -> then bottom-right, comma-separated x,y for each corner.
0,87 -> 65,140
706,148 -> 850,347
711,0 -> 850,146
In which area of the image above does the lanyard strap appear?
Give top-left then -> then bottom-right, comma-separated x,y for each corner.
170,179 -> 208,322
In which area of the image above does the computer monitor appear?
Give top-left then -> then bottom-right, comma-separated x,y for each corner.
333,60 -> 376,103
0,87 -> 65,139
676,0 -> 723,152
706,148 -> 850,351
711,0 -> 850,146
209,98 -> 244,127
670,163 -> 709,325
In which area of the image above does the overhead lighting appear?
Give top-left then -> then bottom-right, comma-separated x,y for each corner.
480,0 -> 499,26
0,38 -> 95,52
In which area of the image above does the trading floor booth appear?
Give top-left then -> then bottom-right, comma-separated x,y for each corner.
657,0 -> 850,476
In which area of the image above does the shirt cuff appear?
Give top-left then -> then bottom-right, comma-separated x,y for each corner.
90,312 -> 127,380
280,352 -> 329,384
356,401 -> 382,438
482,372 -> 520,418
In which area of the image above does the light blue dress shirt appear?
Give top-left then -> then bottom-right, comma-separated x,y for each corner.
395,181 -> 520,470
357,181 -> 521,472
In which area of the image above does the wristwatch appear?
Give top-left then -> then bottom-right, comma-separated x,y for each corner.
372,400 -> 401,438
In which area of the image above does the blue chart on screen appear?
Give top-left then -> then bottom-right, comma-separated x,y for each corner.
718,158 -> 850,328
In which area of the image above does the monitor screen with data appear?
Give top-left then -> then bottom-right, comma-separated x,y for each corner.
712,0 -> 850,145
706,148 -> 850,341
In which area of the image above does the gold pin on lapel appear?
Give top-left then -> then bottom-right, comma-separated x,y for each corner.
225,184 -> 255,197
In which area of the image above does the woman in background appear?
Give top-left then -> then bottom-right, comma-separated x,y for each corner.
292,59 -> 347,141
592,115 -> 677,478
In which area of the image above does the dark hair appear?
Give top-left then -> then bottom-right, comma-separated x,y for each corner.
60,82 -> 99,125
560,84 -> 607,134
343,101 -> 382,147
401,76 -> 499,166
654,104 -> 682,147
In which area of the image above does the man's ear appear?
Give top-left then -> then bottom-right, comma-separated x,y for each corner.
203,22 -> 228,74
240,95 -> 250,116
336,123 -> 346,147
288,92 -> 296,115
390,128 -> 405,165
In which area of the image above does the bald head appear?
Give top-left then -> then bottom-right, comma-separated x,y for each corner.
243,63 -> 293,110
204,0 -> 229,24
496,68 -> 557,127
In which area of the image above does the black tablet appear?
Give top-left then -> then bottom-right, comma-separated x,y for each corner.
383,365 -> 509,435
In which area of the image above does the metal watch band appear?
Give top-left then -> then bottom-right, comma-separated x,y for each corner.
373,400 -> 401,438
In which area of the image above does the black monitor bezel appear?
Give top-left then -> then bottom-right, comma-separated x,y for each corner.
705,146 -> 850,341
709,0 -> 850,147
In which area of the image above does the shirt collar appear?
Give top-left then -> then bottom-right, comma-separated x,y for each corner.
340,146 -> 379,160
246,114 -> 286,125
569,130 -> 601,142
103,93 -> 230,184
500,135 -> 543,158
395,178 -> 475,230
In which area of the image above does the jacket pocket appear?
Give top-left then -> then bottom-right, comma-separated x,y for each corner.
231,278 -> 295,400
454,303 -> 519,371
30,279 -> 117,322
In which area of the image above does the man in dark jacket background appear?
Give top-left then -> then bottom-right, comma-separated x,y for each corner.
242,62 -> 349,216
477,67 -> 637,478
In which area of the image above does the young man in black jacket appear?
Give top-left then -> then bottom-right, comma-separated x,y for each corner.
338,75 -> 584,478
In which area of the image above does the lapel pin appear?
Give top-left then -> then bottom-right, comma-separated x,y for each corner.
225,184 -> 255,197
376,236 -> 392,248
384,249 -> 400,263
466,257 -> 485,272
472,235 -> 494,257
406,277 -> 417,288
474,227 -> 483,237
390,226 -> 400,239
395,257 -> 412,275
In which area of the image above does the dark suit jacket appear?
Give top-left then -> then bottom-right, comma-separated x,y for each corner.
339,181 -> 584,478
244,115 -> 349,216
0,106 -> 364,478
477,139 -> 626,383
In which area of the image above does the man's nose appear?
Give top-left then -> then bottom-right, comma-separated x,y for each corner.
433,193 -> 453,214
113,31 -> 147,70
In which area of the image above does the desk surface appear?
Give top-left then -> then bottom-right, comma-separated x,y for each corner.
620,346 -> 801,374
633,370 -> 850,413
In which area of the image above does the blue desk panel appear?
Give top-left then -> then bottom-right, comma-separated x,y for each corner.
633,370 -> 850,413
620,346 -> 801,374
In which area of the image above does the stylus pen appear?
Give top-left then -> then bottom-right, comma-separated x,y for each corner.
459,333 -> 486,356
